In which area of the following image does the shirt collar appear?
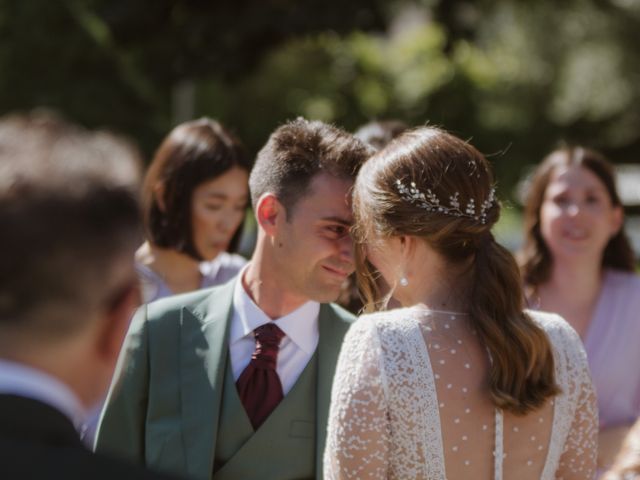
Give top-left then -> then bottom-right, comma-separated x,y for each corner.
199,253 -> 223,279
230,265 -> 320,355
0,359 -> 87,430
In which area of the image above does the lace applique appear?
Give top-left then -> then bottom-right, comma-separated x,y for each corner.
324,313 -> 390,479
380,315 -> 445,478
536,312 -> 599,479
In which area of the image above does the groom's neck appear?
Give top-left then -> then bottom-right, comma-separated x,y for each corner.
243,250 -> 309,320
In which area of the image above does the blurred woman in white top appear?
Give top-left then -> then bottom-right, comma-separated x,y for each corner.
136,118 -> 251,302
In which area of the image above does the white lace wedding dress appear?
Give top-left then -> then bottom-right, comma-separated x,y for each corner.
324,307 -> 597,479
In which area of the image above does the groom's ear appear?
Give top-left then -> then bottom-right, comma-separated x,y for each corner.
256,193 -> 284,237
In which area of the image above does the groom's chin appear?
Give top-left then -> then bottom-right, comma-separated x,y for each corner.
307,282 -> 347,304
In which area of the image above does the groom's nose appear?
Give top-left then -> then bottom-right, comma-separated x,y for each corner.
337,233 -> 355,268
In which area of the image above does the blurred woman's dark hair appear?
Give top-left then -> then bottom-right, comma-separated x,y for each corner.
519,146 -> 635,288
142,118 -> 252,260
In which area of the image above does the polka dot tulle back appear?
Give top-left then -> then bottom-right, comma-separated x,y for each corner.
324,307 -> 597,479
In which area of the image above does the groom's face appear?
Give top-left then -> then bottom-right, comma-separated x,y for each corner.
274,172 -> 355,303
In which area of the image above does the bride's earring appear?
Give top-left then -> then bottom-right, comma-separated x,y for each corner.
398,238 -> 410,288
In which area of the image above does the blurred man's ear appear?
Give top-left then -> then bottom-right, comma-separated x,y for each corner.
95,280 -> 140,365
255,193 -> 286,237
153,182 -> 167,212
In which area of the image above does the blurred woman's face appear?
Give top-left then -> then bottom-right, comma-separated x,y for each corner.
190,167 -> 249,261
539,165 -> 622,264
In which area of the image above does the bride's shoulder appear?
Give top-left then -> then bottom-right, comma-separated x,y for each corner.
525,309 -> 583,350
526,309 -> 566,329
353,306 -> 421,333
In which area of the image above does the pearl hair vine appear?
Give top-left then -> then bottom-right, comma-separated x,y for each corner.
395,179 -> 496,225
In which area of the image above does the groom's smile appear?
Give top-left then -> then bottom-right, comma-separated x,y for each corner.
321,264 -> 352,281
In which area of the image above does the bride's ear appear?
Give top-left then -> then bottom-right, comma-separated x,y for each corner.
398,235 -> 416,262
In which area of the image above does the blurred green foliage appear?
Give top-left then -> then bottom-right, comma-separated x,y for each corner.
3,0 -> 640,200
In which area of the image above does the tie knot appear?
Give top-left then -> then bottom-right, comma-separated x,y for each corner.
254,323 -> 284,345
251,323 -> 285,368
237,323 -> 286,429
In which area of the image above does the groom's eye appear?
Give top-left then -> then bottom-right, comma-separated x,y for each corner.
325,224 -> 349,239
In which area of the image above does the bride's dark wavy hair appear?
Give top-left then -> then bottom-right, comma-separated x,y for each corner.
352,126 -> 560,415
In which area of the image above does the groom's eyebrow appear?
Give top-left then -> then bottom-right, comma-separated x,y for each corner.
321,215 -> 353,226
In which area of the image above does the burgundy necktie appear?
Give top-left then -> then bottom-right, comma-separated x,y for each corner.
236,323 -> 285,430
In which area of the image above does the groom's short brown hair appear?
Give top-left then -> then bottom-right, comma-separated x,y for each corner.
249,118 -> 373,218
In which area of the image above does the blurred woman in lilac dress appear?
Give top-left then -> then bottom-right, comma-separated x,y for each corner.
519,146 -> 640,472
136,118 -> 252,302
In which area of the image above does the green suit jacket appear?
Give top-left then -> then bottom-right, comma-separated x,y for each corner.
95,278 -> 354,480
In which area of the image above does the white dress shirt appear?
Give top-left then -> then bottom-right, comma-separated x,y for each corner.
229,268 -> 320,395
0,359 -> 87,430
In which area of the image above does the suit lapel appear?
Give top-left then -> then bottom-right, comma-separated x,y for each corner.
180,280 -> 236,480
315,304 -> 350,479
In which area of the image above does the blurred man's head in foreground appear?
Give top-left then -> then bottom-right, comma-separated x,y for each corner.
0,110 -> 142,408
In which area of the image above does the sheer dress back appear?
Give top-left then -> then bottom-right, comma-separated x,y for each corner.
324,307 -> 597,479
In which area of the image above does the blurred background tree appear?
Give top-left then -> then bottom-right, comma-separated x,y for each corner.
2,0 -> 640,209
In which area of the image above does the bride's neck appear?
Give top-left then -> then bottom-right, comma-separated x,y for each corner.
396,257 -> 471,313
406,282 -> 469,313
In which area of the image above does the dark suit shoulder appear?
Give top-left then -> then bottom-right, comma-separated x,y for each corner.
0,436 -> 186,480
0,396 -> 186,480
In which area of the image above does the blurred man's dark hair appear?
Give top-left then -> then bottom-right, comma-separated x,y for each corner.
0,110 -> 184,480
0,111 -> 142,339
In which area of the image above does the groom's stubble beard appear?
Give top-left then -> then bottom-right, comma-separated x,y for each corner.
279,256 -> 354,305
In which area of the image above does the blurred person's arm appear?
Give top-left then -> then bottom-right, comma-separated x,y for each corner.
95,305 -> 150,463
599,424 -> 634,472
602,420 -> 640,480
